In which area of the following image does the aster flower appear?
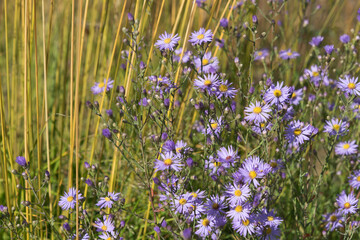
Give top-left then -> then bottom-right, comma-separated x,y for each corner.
193,52 -> 219,73
309,36 -> 324,47
189,28 -> 213,45
322,211 -> 345,231
174,140 -> 190,156
190,190 -> 207,203
279,49 -> 300,60
254,49 -> 269,61
94,216 -> 115,232
264,82 -> 292,106
256,225 -> 281,240
323,118 -> 348,136
98,231 -> 119,240
258,209 -> 283,227
16,156 -> 27,167
227,203 -> 251,222
290,88 -> 303,105
224,183 -> 251,205
194,73 -> 219,93
340,34 -> 350,43
252,122 -> 273,135
205,195 -> 227,217
203,116 -> 224,137
206,156 -> 228,175
324,45 -> 335,54
217,146 -> 239,166
154,152 -> 183,172
349,170 -> 360,189
335,140 -> 358,155
244,101 -> 272,124
172,192 -> 194,215
232,217 -> 256,237
195,216 -> 215,238
154,31 -> 180,51
269,159 -> 284,174
91,79 -> 114,95
304,65 -> 322,86
337,76 -> 360,96
96,192 -> 120,209
174,48 -> 192,63
237,156 -> 267,187
216,80 -> 237,99
336,191 -> 358,215
285,120 -> 317,148
58,188 -> 84,210
188,202 -> 207,221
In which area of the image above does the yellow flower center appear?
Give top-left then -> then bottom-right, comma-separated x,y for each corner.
176,147 -> 182,153
158,77 -> 163,82
258,51 -> 263,56
333,124 -> 340,131
270,162 -> 278,168
344,202 -> 351,209
249,170 -> 257,179
197,34 -> 204,40
260,123 -> 265,128
164,158 -> 172,165
287,52 -> 292,56
273,89 -> 282,97
312,71 -> 319,77
105,197 -> 111,202
202,218 -> 210,226
253,106 -> 262,114
357,176 -> 360,182
219,84 -> 228,92
163,38 -> 171,44
348,83 -> 356,89
291,92 -> 296,98
211,122 -> 218,130
179,198 -> 187,205
204,79 -> 212,86
67,196 -> 74,202
234,190 -> 242,197
191,204 -> 196,210
106,237 -> 111,240
268,216 -> 274,221
343,144 -> 350,149
98,82 -> 105,88
294,128 -> 302,136
213,162 -> 221,167
101,225 -> 107,231
202,58 -> 209,66
242,219 -> 250,226
235,205 -> 243,212
191,192 -> 198,199
212,203 -> 219,209
330,215 -> 337,222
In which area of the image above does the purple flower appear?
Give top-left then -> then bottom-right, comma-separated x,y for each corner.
340,34 -> 350,43
216,80 -> 237,99
290,88 -> 303,105
205,195 -> 227,217
232,216 -> 256,237
193,52 -> 219,74
224,183 -> 251,205
189,28 -> 213,45
323,118 -> 348,136
220,18 -> 229,28
244,101 -> 272,124
227,203 -> 251,222
304,65 -> 322,86
349,170 -> 360,189
237,156 -> 269,187
279,49 -> 300,60
102,128 -> 112,139
183,228 -> 192,240
16,156 -> 27,167
324,45 -> 335,54
335,140 -> 358,155
336,191 -> 358,215
154,152 -> 183,172
255,225 -> 281,239
309,36 -> 324,47
91,79 -> 114,95
285,120 -> 317,148
254,49 -> 269,61
138,97 -> 149,107
63,222 -> 71,232
337,76 -> 360,96
195,216 -> 215,238
96,192 -> 120,209
155,31 -> 181,51
217,146 -> 239,166
194,73 -> 219,93
58,188 -> 84,210
171,192 -> 194,215
127,13 -> 134,22
94,216 -> 115,232
322,211 -> 345,231
264,82 -> 292,106
85,179 -> 94,187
